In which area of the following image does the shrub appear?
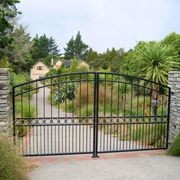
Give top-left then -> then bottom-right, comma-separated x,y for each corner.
15,102 -> 35,137
168,133 -> 180,156
0,136 -> 27,180
98,84 -> 112,105
15,101 -> 35,119
117,83 -> 131,94
23,103 -> 35,119
79,104 -> 94,117
74,83 -> 116,107
52,82 -> 76,103
132,123 -> 166,146
45,68 -> 60,77
68,58 -> 89,73
0,57 -> 10,68
131,96 -> 151,116
16,126 -> 28,137
11,72 -> 34,96
74,83 -> 94,107
60,83 -> 118,116
11,73 -> 29,86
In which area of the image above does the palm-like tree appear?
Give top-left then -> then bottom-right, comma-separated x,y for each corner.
136,42 -> 177,85
135,42 -> 178,119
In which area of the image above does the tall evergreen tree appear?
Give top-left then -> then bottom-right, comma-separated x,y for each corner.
64,37 -> 75,60
31,34 -> 60,63
64,31 -> 89,60
74,31 -> 89,60
48,37 -> 60,55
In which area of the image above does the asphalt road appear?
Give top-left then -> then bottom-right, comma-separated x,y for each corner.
28,152 -> 180,180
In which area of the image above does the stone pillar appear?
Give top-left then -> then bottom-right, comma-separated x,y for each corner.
0,68 -> 10,134
168,71 -> 180,144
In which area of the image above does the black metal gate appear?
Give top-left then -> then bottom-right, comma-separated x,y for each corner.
12,72 -> 171,157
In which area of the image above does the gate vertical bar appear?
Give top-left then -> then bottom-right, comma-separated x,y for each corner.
166,87 -> 171,148
92,72 -> 99,158
12,86 -> 16,145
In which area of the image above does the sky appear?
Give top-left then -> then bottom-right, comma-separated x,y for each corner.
17,0 -> 180,53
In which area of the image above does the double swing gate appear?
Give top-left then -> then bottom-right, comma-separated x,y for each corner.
12,72 -> 171,157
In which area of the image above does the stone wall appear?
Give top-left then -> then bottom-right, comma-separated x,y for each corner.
0,68 -> 10,134
168,71 -> 180,144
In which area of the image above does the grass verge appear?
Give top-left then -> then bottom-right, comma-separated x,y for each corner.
0,136 -> 27,180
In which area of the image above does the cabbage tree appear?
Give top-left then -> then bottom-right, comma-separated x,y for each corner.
135,42 -> 178,119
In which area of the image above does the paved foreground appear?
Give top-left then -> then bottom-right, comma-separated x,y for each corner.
27,151 -> 180,180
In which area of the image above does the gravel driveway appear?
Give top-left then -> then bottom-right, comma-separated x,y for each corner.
26,84 -> 133,155
26,84 -> 180,180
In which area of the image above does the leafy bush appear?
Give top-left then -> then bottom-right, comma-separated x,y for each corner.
168,133 -> 180,156
124,95 -> 167,117
117,83 -> 131,94
16,126 -> 28,137
52,82 -> 76,103
11,72 -> 29,86
46,67 -> 60,77
68,58 -> 89,73
0,57 -> 10,68
130,96 -> 151,116
11,72 -> 34,95
132,123 -> 166,146
0,136 -> 27,180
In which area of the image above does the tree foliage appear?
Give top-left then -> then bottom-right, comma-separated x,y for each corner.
121,49 -> 138,76
86,47 -> 125,72
64,37 -> 75,60
64,31 -> 89,60
5,25 -> 33,72
104,48 -> 125,72
86,48 -> 100,69
162,32 -> 180,56
162,32 -> 180,69
0,0 -> 20,58
31,34 -> 60,65
135,42 -> 177,85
